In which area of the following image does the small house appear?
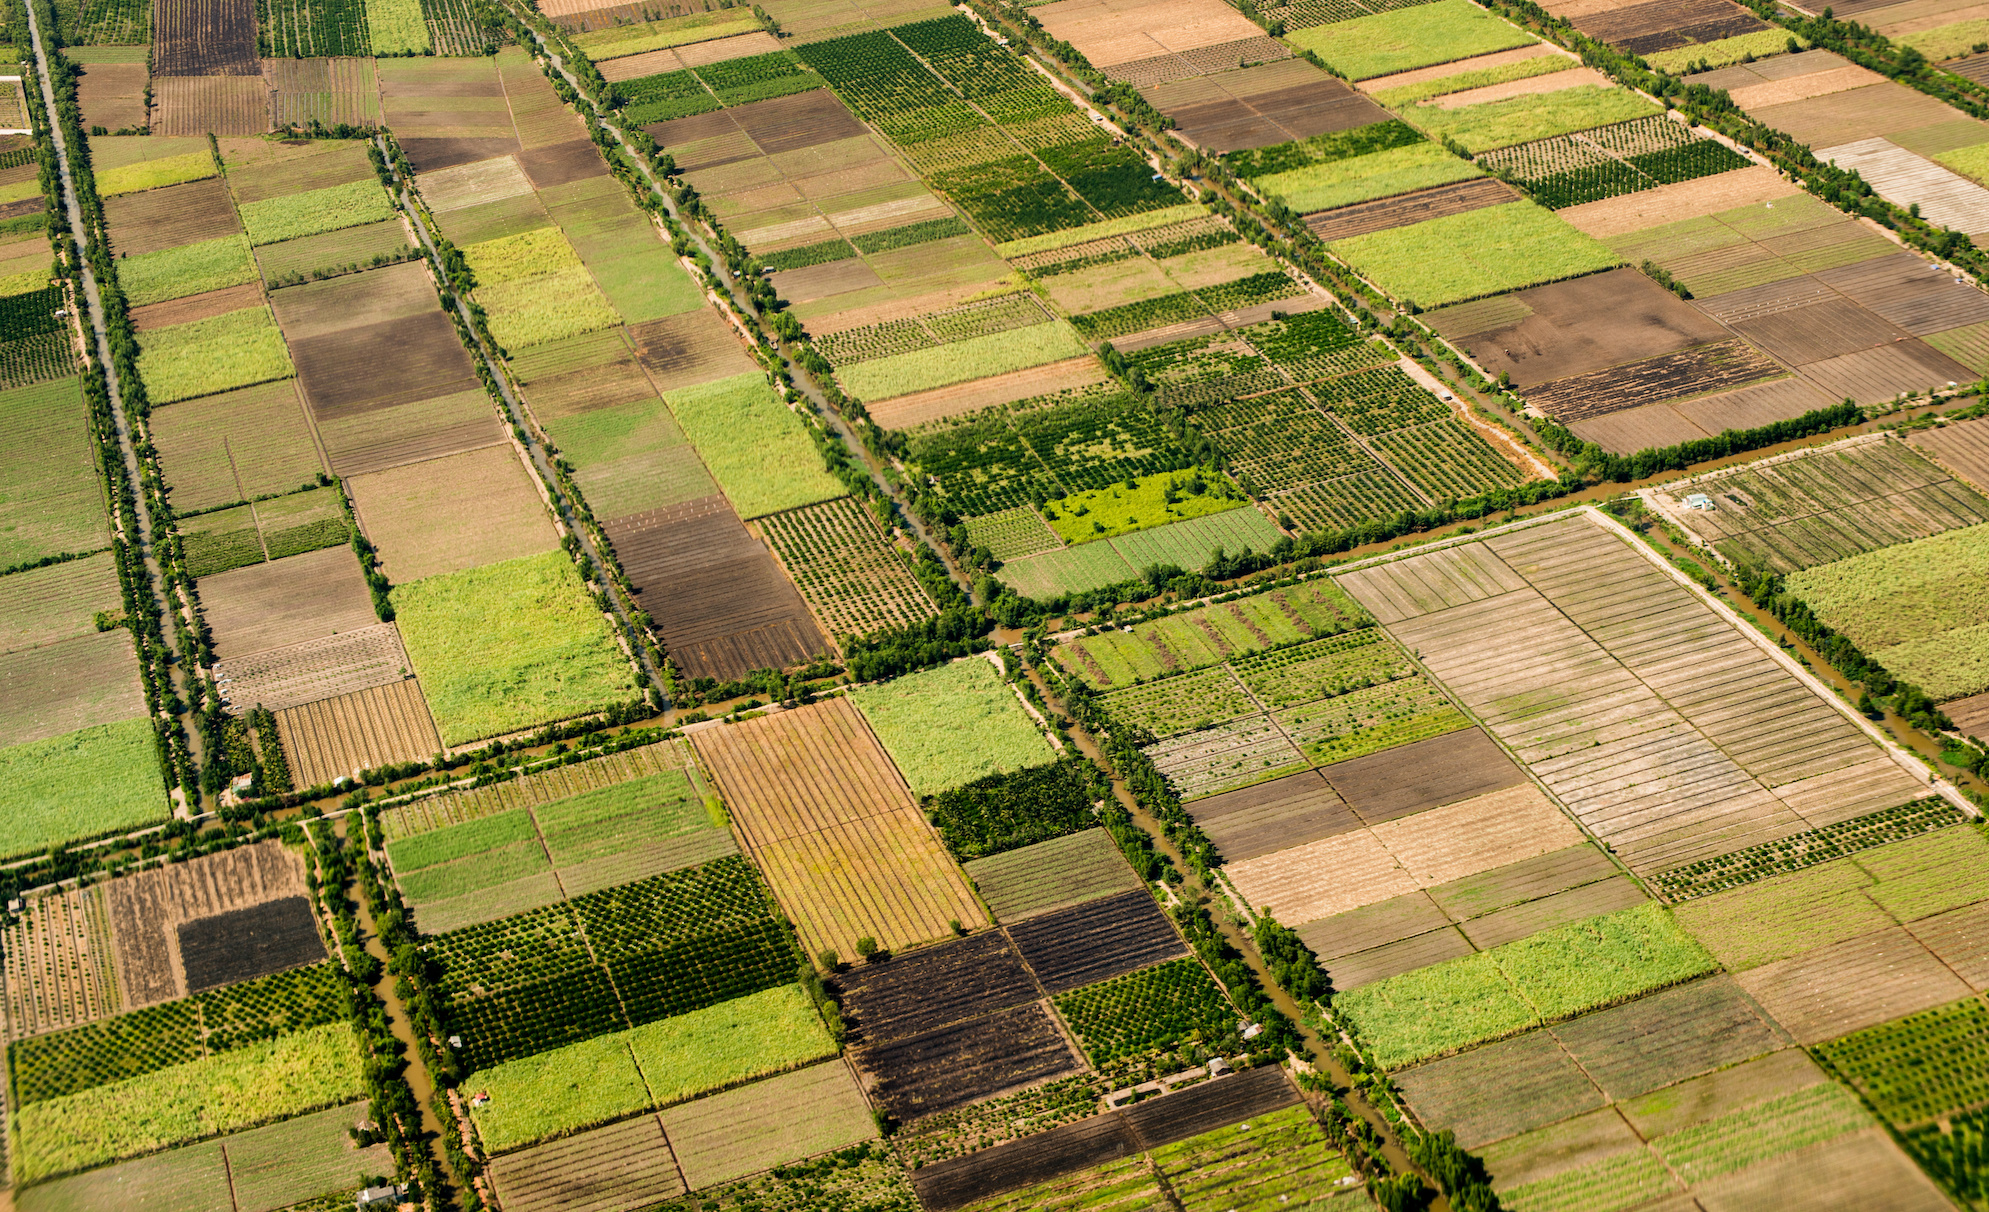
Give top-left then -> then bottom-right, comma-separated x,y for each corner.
355,1185 -> 404,1210
1684,493 -> 1716,511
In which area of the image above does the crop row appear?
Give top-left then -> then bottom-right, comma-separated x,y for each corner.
1054,957 -> 1238,1066
257,0 -> 371,58
1815,998 -> 1989,1127
1057,578 -> 1368,688
1649,796 -> 1962,899
925,758 -> 1098,859
817,292 -> 1049,366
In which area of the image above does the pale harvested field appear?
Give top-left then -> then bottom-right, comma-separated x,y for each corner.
1033,0 -> 1262,66
1906,899 -> 1989,988
871,358 -> 1110,430
1671,376 -> 1835,436
659,1060 -> 875,1189
1558,166 -> 1799,239
213,621 -> 414,713
1947,689 -> 1989,739
0,632 -> 147,748
1568,402 -> 1710,453
1799,338 -> 1974,404
197,544 -> 378,662
384,740 -> 691,836
277,678 -> 444,787
1356,45 -> 1562,93
1729,64 -> 1887,109
3,886 -> 120,1038
1912,414 -> 1989,492
1752,82 -> 1960,151
1343,512 -> 1911,876
1369,784 -> 1585,887
692,698 -> 984,956
676,30 -> 785,66
105,839 -> 310,1008
153,75 -> 269,137
1225,829 -> 1414,924
489,1115 -> 683,1212
418,155 -> 536,212
1818,136 -> 1989,235
1734,925 -> 1972,1043
347,445 -> 558,584
1694,1127 -> 1956,1212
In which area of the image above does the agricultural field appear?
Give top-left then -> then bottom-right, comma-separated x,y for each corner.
760,496 -> 935,639
851,657 -> 1057,797
925,758 -> 1098,859
963,827 -> 1145,922
1330,201 -> 1620,310
664,371 -> 846,519
1284,0 -> 1537,80
1055,577 -> 1367,688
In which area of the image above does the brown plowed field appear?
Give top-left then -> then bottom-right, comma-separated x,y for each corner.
276,677 -> 444,787
1008,890 -> 1189,993
1528,340 -> 1786,424
223,133 -> 376,203
105,839 -> 310,1007
152,75 -> 269,136
3,886 -> 121,1038
1672,375 -> 1834,436
291,312 -> 480,416
316,387 -> 504,478
106,178 -> 239,255
1906,900 -> 1989,990
214,622 -> 413,713
268,260 -> 436,337
1447,268 -> 1731,388
1319,927 -> 1472,990
1558,165 -> 1798,239
198,544 -> 377,662
154,0 -> 260,75
397,138 -> 522,174
1188,770 -> 1361,863
1426,843 -> 1620,922
629,311 -> 761,395
692,697 -> 983,956
1396,1031 -> 1603,1149
1734,925 -> 1973,1043
1730,295 -> 1904,364
488,1114 -> 683,1212
1800,338 -> 1974,403
76,61 -> 149,133
855,1001 -> 1078,1122
264,56 -> 382,129
1573,0 -> 1764,52
660,1060 -> 876,1190
520,333 -> 655,420
130,283 -> 265,331
1155,64 -> 1388,151
1817,250 -> 1989,335
1320,728 -> 1525,825
347,445 -> 558,584
519,139 -> 609,191
1307,177 -> 1516,241
730,89 -> 865,155
1752,82 -> 1958,150
1915,413 -> 1989,487
604,494 -> 826,683
1567,402 -> 1714,454
834,932 -> 1038,1044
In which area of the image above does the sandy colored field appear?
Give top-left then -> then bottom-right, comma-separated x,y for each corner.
1431,67 -> 1611,109
153,75 -> 269,137
692,698 -> 983,956
1730,64 -> 1887,109
1356,44 -> 1564,93
1034,0 -> 1263,66
277,678 -> 444,788
214,622 -> 413,714
3,886 -> 120,1039
1371,784 -> 1586,887
418,155 -> 536,213
347,445 -> 558,584
1735,926 -> 1972,1043
488,1114 -> 683,1212
1226,829 -> 1414,924
659,1060 -> 875,1189
105,839 -> 310,1008
1557,165 -> 1799,238
197,544 -> 378,662
1912,414 -> 1989,493
870,358 -> 1109,430
0,631 -> 145,749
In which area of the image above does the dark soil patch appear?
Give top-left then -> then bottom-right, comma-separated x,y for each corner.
1324,727 -> 1524,824
1817,250 -> 1989,335
1306,176 -> 1516,240
1448,267 -> 1731,388
0,198 -> 45,222
153,0 -> 260,75
911,1065 -> 1298,1209
602,494 -> 827,682
728,88 -> 863,155
1188,770 -> 1361,863
644,110 -> 754,167
1731,296 -> 1904,365
107,177 -> 240,256
833,932 -> 1038,1045
130,283 -> 264,331
854,1001 -> 1078,1122
1006,889 -> 1187,994
1575,0 -> 1765,53
396,137 -> 523,174
519,139 -> 609,191
177,894 -> 328,993
1529,339 -> 1787,423
291,311 -> 479,416
630,309 -> 762,392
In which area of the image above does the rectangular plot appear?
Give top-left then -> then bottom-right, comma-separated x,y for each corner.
1296,891 -> 1450,960
1550,975 -> 1787,1101
488,1114 -> 682,1212
834,931 -> 1037,1044
1320,927 -> 1475,990
1187,770 -> 1361,863
1396,1030 -> 1604,1149
1370,782 -> 1587,888
1321,727 -> 1525,824
1735,926 -> 1973,1043
1224,827 -> 1415,925
197,545 -> 376,662
1906,900 -> 1989,990
1007,889 -> 1189,993
660,1060 -> 875,1190
854,1001 -> 1079,1122
912,1110 -> 1144,1211
1428,844 -> 1621,923
1458,876 -> 1649,950
274,678 -> 443,789
963,828 -> 1144,923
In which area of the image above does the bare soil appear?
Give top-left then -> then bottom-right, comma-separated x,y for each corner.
488,1114 -> 684,1212
1322,727 -> 1525,825
1307,177 -> 1517,241
316,386 -> 505,478
1007,889 -> 1188,994
291,312 -> 481,416
197,543 -> 378,662
1449,268 -> 1731,388
152,75 -> 269,136
177,894 -> 326,992
276,677 -> 445,787
834,932 -> 1038,1044
855,1001 -> 1079,1122
730,89 -> 864,155
519,139 -> 609,191
347,445 -> 559,583
1530,340 -> 1787,424
105,176 -> 241,255
130,282 -> 264,332
106,839 -> 311,1008
630,310 -> 761,394
1188,769 -> 1361,863
397,138 -> 524,174
153,0 -> 260,75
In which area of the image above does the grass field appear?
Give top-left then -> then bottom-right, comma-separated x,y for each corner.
1373,56 -> 1580,108
1044,471 -> 1246,544
836,322 -> 1088,402
1404,86 -> 1663,154
1056,579 -> 1367,688
1785,522 -> 1989,700
119,235 -> 256,306
136,306 -> 294,404
12,1022 -> 365,1184
96,152 -> 214,197
392,549 -> 635,745
0,718 -> 164,858
664,371 -> 843,520
1644,29 -> 1802,73
570,10 -> 758,56
239,180 -> 394,247
369,0 -> 431,53
1331,201 -> 1619,309
1254,142 -> 1484,214
0,377 -> 107,569
1285,0 -> 1536,80
467,984 -> 834,1153
852,658 -> 1056,797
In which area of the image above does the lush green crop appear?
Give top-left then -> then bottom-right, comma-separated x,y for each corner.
1055,957 -> 1238,1066
257,0 -> 370,58
1403,85 -> 1662,154
925,758 -> 1097,859
1232,627 -> 1410,708
664,370 -> 844,519
1284,0 -> 1535,80
1222,119 -> 1423,180
1056,579 -> 1367,688
367,0 -> 429,52
1042,469 -> 1246,544
1372,54 -> 1578,107
1331,201 -> 1620,310
1254,142 -> 1483,214
852,657 -> 1056,797
695,51 -> 825,105
0,718 -> 166,858
1816,998 -> 1989,1127
96,152 -> 214,197
137,306 -> 294,404
837,321 -> 1087,401
1102,667 -> 1256,739
392,549 -> 635,746
1785,522 -> 1989,700
1477,117 -> 1747,207
852,216 -> 971,253
571,10 -> 757,56
618,68 -> 718,124
760,237 -> 856,272
116,236 -> 255,306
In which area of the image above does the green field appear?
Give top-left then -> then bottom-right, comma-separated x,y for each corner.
1785,521 -> 1989,700
570,9 -> 758,56
118,235 -> 257,306
852,657 -> 1057,798
1043,470 -> 1246,544
663,371 -> 844,520
369,0 -> 430,52
1372,54 -> 1579,107
480,267 -> 623,350
0,718 -> 165,858
1816,998 -> 1989,1128
239,179 -> 395,247
1253,142 -> 1483,214
1402,85 -> 1663,154
1332,201 -> 1620,309
467,984 -> 835,1153
1055,579 -> 1367,688
0,377 -> 108,569
1644,29 -> 1804,73
136,307 -> 295,404
392,549 -> 636,746
1285,0 -> 1535,80
836,322 -> 1089,402
96,152 -> 214,197
12,1022 -> 366,1185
